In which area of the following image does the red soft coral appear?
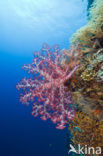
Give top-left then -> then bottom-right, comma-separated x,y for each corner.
16,43 -> 79,129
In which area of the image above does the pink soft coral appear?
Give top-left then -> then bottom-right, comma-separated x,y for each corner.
16,43 -> 79,129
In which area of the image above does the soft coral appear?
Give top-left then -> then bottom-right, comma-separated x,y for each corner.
16,43 -> 79,129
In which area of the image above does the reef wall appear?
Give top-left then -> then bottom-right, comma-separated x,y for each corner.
66,0 -> 103,155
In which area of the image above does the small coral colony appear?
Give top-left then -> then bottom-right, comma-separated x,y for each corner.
16,0 -> 103,155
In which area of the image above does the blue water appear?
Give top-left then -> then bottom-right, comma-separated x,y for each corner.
0,0 -> 87,156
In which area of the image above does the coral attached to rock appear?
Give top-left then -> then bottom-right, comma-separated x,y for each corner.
16,43 -> 79,129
